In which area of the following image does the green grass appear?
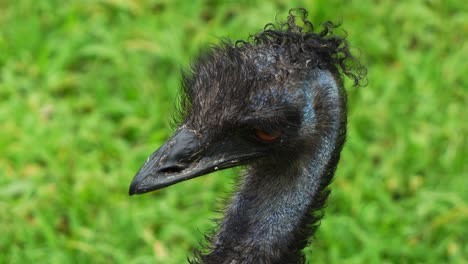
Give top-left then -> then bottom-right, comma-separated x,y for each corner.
0,0 -> 466,263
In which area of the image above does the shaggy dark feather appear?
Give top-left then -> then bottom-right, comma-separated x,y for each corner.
130,8 -> 366,264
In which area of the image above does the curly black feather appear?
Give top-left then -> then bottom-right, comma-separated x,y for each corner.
251,9 -> 366,87
174,8 -> 366,129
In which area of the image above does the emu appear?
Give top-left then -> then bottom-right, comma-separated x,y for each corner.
129,9 -> 365,264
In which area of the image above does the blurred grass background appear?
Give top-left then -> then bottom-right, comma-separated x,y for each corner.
0,0 -> 466,263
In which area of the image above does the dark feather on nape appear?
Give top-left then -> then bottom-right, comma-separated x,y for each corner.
243,8 -> 367,87
172,8 -> 366,128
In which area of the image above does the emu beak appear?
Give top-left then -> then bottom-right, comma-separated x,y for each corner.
129,127 -> 262,195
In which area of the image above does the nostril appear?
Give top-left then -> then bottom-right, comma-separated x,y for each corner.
158,164 -> 186,174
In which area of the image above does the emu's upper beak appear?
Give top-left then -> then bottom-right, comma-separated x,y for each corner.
129,127 -> 263,195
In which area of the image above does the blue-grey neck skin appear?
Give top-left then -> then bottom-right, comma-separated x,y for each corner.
198,70 -> 347,264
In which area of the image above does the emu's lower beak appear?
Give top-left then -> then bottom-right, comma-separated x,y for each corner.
129,127 -> 262,195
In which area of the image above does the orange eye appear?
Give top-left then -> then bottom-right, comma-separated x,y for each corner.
255,128 -> 281,142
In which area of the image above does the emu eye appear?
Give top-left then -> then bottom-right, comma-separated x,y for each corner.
254,128 -> 281,142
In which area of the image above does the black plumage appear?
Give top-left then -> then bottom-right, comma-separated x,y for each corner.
129,9 -> 366,264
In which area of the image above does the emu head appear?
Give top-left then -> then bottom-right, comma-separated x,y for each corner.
129,15 -> 364,195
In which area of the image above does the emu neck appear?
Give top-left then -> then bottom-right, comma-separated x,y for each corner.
202,72 -> 346,264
